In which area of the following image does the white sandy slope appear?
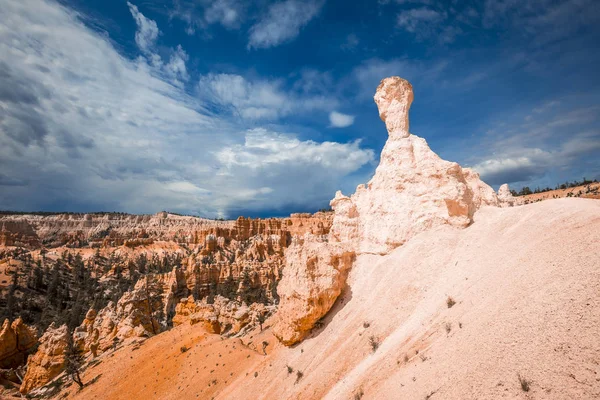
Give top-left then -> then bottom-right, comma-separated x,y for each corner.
218,198 -> 600,400
61,198 -> 600,400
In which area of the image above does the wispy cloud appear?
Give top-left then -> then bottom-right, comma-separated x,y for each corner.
170,0 -> 245,35
128,2 -> 190,87
248,0 -> 324,49
127,2 -> 160,53
197,73 -> 337,120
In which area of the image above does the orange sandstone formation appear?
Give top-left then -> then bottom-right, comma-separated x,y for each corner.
20,323 -> 69,394
0,318 -> 37,369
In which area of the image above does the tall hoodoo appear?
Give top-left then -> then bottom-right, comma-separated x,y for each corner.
373,76 -> 413,138
273,76 -> 504,346
331,76 -> 496,255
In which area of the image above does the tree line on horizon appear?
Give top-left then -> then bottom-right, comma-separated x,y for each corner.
510,177 -> 598,197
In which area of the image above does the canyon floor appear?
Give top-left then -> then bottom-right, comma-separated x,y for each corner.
54,198 -> 600,400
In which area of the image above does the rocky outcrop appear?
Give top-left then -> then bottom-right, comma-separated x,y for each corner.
273,77 -> 502,345
273,240 -> 355,345
20,323 -> 69,394
498,183 -> 516,207
74,271 -> 181,356
0,318 -> 37,369
0,220 -> 40,248
173,295 -> 270,336
463,168 -> 500,209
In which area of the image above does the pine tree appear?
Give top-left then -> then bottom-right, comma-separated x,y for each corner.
65,332 -> 84,389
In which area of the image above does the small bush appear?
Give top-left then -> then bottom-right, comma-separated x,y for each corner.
445,322 -> 452,334
286,365 -> 293,374
295,370 -> 304,384
369,335 -> 380,352
180,346 -> 189,353
446,297 -> 456,308
518,374 -> 531,392
363,321 -> 370,329
254,371 -> 258,378
354,387 -> 364,400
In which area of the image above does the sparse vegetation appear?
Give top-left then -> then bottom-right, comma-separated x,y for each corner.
518,374 -> 531,392
446,296 -> 456,308
369,335 -> 380,352
295,370 -> 304,384
286,365 -> 293,374
445,322 -> 452,334
511,177 -> 598,197
354,387 -> 365,399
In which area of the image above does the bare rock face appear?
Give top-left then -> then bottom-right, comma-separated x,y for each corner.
374,76 -> 414,138
273,76 -> 499,345
273,240 -> 355,345
0,220 -> 40,248
463,168 -> 500,209
20,323 -> 69,394
173,295 -> 270,336
498,183 -> 516,207
0,318 -> 38,369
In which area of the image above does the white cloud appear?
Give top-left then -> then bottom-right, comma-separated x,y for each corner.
469,103 -> 600,186
397,7 -> 444,33
248,0 -> 323,49
164,45 -> 190,85
472,149 -> 551,185
170,0 -> 245,34
329,111 -> 355,128
0,0 -> 371,217
213,129 -> 374,213
204,0 -> 242,28
127,2 -> 160,54
198,73 -> 336,120
128,2 -> 189,87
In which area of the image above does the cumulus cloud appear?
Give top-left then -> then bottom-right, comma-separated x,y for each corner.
248,0 -> 324,49
214,128 -> 374,214
472,149 -> 551,185
329,111 -> 355,128
0,0 -> 373,217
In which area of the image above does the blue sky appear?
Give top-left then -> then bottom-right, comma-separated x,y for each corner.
1,0 -> 599,218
